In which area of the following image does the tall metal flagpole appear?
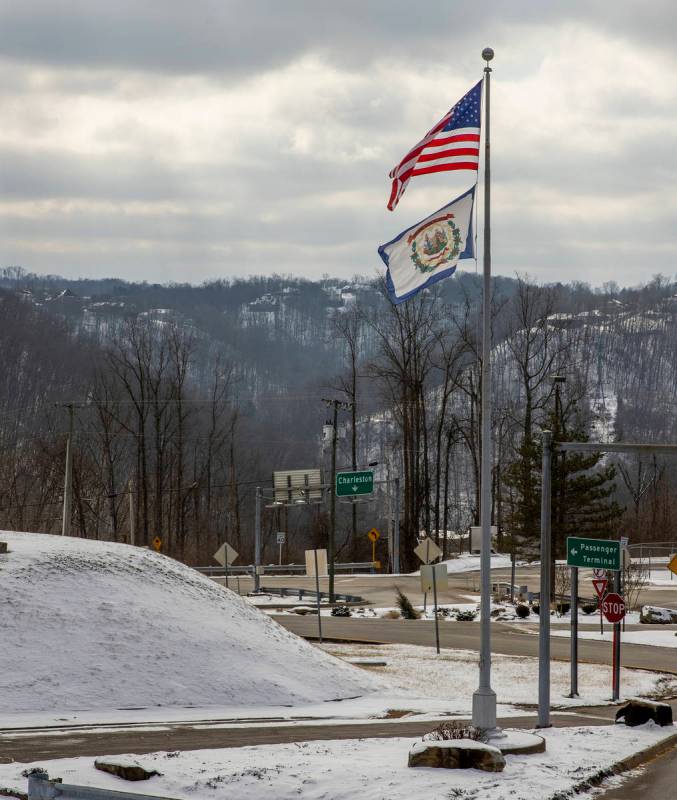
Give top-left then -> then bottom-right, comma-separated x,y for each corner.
472,46 -> 497,732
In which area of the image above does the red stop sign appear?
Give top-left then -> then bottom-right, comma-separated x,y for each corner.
602,592 -> 626,623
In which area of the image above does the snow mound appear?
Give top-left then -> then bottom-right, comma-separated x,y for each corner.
0,532 -> 380,714
412,553 -> 513,575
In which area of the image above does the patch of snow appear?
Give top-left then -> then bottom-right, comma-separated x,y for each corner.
0,532 -> 381,714
645,570 -> 677,587
551,629 -> 677,648
320,643 -> 677,708
411,552 -> 515,575
409,737 -> 501,755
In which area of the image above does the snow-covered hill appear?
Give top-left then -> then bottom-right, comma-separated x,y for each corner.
0,532 -> 379,714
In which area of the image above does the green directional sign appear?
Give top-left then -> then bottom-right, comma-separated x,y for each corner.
336,469 -> 374,497
567,536 -> 620,571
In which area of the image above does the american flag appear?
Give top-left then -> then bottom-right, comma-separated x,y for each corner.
387,80 -> 482,211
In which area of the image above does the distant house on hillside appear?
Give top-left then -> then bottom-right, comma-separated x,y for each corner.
51,288 -> 79,301
240,293 -> 278,329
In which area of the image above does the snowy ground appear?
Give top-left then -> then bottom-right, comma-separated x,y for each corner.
1,724 -> 674,800
411,552 -> 516,575
267,600 -> 647,626
551,629 -> 677,648
0,532 -> 380,714
321,643 -> 677,710
645,568 -> 677,586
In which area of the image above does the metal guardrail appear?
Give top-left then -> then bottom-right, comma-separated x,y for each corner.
28,771 -> 177,800
196,561 -> 378,576
257,586 -> 363,603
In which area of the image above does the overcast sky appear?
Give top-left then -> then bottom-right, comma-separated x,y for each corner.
1,1 -> 675,287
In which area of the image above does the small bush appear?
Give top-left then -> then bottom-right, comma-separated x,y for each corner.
382,609 -> 401,619
532,604 -> 540,615
396,588 -> 421,620
582,602 -> 598,615
456,609 -> 478,622
556,602 -> 571,615
331,605 -> 351,617
423,721 -> 485,742
515,604 -> 531,619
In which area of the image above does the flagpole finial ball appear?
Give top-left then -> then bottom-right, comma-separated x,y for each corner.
482,47 -> 494,62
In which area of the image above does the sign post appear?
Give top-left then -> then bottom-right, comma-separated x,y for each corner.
593,569 -> 606,635
569,566 -> 579,697
415,537 -> 444,654
602,589 -> 625,700
420,563 -> 448,654
305,548 -> 328,643
214,541 -> 239,589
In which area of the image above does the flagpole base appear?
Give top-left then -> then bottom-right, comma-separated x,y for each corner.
471,687 -> 497,731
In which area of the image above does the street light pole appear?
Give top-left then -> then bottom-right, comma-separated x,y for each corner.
538,430 -> 553,727
551,375 -> 566,602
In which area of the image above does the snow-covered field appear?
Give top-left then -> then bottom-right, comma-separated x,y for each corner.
412,552 -> 515,575
645,568 -> 677,586
1,724 -> 673,800
0,532 -> 380,714
551,629 -> 677,648
321,642 -> 677,709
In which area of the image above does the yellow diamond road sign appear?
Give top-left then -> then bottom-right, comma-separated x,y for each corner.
668,553 -> 677,575
152,537 -> 162,552
367,528 -> 380,542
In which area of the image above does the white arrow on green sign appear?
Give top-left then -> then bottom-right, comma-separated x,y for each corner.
566,536 -> 620,571
336,469 -> 374,497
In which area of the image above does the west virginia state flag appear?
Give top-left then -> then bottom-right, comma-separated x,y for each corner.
378,186 -> 475,305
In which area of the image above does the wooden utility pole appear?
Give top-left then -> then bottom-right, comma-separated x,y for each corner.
61,403 -> 75,537
128,479 -> 136,545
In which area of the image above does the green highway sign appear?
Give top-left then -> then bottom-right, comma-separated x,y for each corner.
336,469 -> 374,497
566,536 -> 620,570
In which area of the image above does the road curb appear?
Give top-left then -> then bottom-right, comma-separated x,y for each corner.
550,727 -> 677,799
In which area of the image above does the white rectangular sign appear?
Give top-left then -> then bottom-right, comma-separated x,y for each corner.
305,548 -> 328,577
213,541 -> 238,567
420,563 -> 449,593
276,532 -> 286,545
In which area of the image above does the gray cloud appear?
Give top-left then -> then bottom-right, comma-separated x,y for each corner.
3,2 -> 676,76
1,1 -> 676,286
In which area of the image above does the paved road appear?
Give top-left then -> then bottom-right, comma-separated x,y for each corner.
599,740 -> 677,798
0,711 -> 619,763
275,616 -> 677,674
3,702 -> 675,764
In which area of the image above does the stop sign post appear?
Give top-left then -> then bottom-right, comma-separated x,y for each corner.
601,590 -> 626,701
